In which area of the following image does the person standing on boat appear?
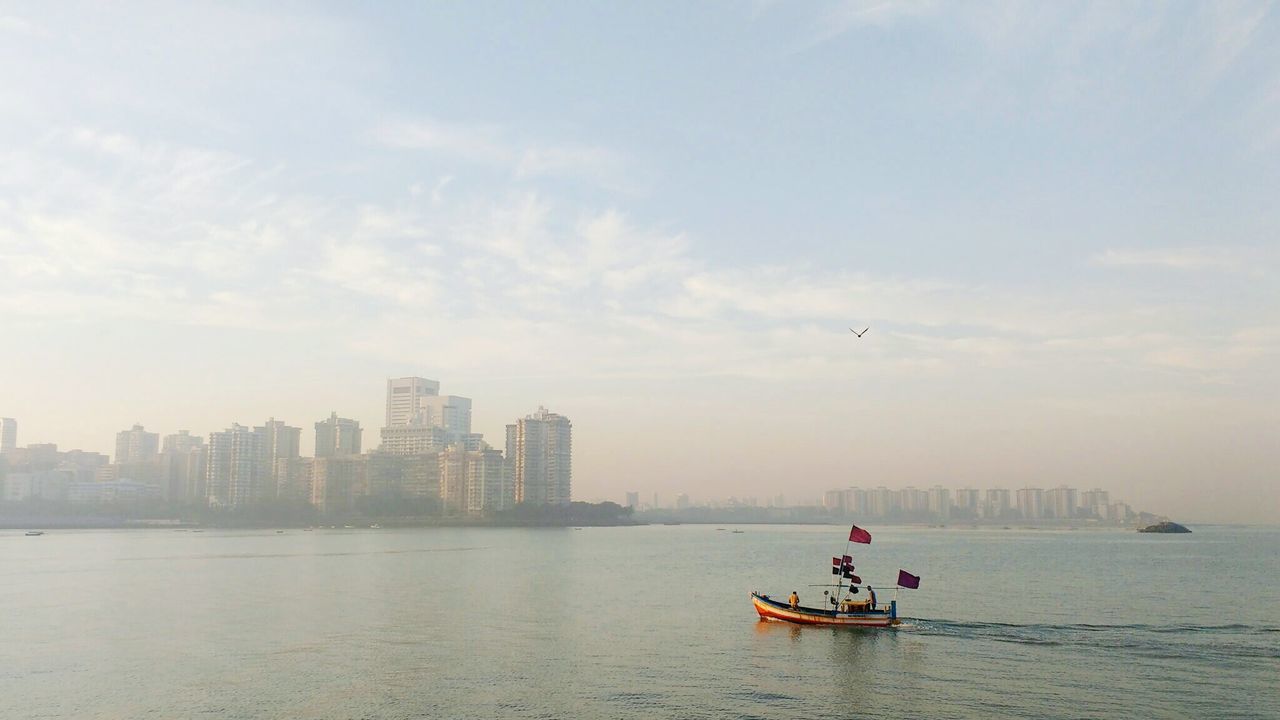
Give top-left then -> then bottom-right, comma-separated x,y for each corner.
789,591 -> 799,609
867,586 -> 877,611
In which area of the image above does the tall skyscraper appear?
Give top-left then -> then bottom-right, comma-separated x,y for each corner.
115,424 -> 159,464
315,412 -> 362,457
513,406 -> 572,506
160,431 -> 205,504
378,424 -> 451,455
625,491 -> 639,509
415,395 -> 472,436
1045,486 -> 1078,520
1016,487 -> 1045,519
985,488 -> 1012,519
0,418 -> 16,454
256,418 -> 301,492
385,377 -> 440,427
206,424 -> 264,508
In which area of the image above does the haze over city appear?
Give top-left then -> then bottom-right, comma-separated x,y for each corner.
2,3 -> 1277,523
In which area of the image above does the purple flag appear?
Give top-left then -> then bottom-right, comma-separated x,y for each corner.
848,525 -> 872,544
897,569 -> 921,589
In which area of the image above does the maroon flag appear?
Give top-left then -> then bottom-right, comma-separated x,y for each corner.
897,569 -> 921,589
841,555 -> 853,565
848,525 -> 872,544
849,574 -> 862,585
832,557 -> 841,567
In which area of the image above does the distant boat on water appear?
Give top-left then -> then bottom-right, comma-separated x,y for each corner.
24,530 -> 44,536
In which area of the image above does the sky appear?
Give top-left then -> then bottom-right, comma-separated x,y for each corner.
1,1 -> 1277,523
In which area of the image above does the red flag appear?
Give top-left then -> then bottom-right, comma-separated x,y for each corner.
848,525 -> 872,544
849,574 -> 862,585
841,555 -> 853,565
897,569 -> 921,589
832,557 -> 841,567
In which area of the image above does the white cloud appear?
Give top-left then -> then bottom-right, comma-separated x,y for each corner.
372,116 -> 629,187
0,15 -> 41,36
372,117 -> 508,165
1092,247 -> 1250,271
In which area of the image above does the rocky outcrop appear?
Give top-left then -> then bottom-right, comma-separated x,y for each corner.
1138,521 -> 1191,533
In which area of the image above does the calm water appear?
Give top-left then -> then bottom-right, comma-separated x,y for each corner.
2,524 -> 1277,719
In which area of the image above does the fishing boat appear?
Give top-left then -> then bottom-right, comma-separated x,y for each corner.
751,524 -> 920,628
750,591 -> 897,627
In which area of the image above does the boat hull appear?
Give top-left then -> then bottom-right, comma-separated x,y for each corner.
751,592 -> 898,627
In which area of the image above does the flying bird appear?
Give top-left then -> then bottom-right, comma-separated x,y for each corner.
849,327 -> 869,337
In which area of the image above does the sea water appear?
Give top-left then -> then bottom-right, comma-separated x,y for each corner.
2,524 -> 1276,719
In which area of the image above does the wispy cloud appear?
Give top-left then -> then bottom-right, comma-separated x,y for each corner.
0,15 -> 42,37
1092,247 -> 1250,272
372,117 -> 508,165
372,116 -> 627,187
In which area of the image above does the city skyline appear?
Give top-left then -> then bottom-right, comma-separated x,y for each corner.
2,4 -> 1277,523
0,375 -> 574,518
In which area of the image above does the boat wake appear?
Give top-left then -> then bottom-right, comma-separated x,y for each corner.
906,619 -> 1280,663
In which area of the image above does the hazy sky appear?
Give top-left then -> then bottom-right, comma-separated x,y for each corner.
1,2 -> 1277,522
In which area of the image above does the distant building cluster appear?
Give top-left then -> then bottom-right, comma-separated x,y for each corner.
820,485 -> 1134,523
0,379 -> 572,518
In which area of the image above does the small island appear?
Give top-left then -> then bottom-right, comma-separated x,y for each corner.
1138,521 -> 1191,534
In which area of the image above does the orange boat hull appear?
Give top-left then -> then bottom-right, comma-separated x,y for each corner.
751,592 -> 898,627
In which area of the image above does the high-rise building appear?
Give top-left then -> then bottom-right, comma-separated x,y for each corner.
1081,489 -> 1110,518
513,406 -> 572,506
0,418 -> 16,454
379,424 -> 451,455
984,488 -> 1012,519
1045,486 -> 1078,520
416,395 -> 472,437
206,424 -> 264,508
256,418 -> 301,491
927,486 -> 951,520
466,446 -> 509,515
953,488 -> 981,517
315,412 -> 362,457
625,491 -> 639,509
1016,487 -> 1045,519
162,430 -> 202,455
115,424 -> 159,464
160,430 -> 205,504
385,377 -> 441,427
310,455 -> 366,515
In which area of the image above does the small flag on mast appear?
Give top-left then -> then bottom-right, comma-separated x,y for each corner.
841,555 -> 853,565
848,525 -> 872,544
897,569 -> 921,589
832,557 -> 841,567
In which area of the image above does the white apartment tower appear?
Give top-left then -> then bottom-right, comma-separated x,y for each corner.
0,418 -> 16,454
513,406 -> 572,506
381,377 -> 473,453
115,424 -> 159,464
315,412 -> 362,458
206,424 -> 264,508
385,377 -> 441,427
257,418 -> 302,491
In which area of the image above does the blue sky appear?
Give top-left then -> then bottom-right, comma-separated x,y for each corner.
1,1 -> 1277,521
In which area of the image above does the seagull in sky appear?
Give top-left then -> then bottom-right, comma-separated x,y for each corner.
850,327 -> 869,337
